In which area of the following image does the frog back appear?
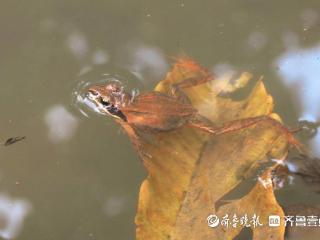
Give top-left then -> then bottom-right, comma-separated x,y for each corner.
122,91 -> 197,131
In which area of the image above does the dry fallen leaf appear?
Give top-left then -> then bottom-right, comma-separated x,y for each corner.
107,58 -> 301,240
211,165 -> 286,239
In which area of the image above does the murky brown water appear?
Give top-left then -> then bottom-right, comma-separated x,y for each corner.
1,1 -> 320,239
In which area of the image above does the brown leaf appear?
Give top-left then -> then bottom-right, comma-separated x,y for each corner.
211,166 -> 286,240
120,58 -> 298,240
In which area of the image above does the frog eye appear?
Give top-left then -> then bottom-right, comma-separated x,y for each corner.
88,89 -> 99,96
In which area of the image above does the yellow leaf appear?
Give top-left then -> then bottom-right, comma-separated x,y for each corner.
133,58 -> 298,240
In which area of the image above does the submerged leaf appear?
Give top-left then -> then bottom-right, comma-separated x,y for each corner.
204,166 -> 285,240
117,58 -> 299,240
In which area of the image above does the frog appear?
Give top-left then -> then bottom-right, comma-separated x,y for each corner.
85,75 -> 303,158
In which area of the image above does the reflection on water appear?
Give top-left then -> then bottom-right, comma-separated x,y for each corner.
102,195 -> 127,218
66,28 -> 110,67
44,105 -> 79,143
0,194 -> 31,239
276,44 -> 320,156
300,9 -> 319,30
92,49 -> 109,65
67,30 -> 89,61
246,31 -> 267,52
128,44 -> 169,82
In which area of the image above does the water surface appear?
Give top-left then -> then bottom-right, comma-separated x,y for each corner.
1,0 -> 320,239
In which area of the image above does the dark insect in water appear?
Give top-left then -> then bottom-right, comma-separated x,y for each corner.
4,136 -> 26,146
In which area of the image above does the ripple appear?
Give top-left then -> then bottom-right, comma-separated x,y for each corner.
71,64 -> 144,118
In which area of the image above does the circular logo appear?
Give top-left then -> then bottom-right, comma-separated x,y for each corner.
207,214 -> 220,228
